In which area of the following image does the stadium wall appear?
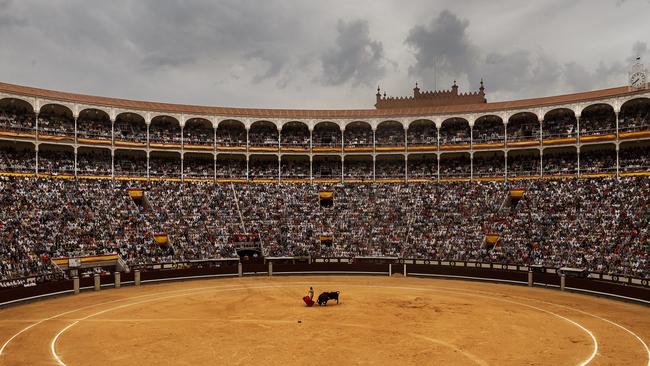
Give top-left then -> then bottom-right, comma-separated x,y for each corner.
1,262 -> 648,307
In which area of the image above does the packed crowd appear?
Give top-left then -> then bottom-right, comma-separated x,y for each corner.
0,176 -> 649,282
440,120 -> 471,145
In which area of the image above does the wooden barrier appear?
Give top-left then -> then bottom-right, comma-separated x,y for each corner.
0,262 -> 648,307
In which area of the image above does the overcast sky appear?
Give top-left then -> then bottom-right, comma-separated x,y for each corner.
1,0 -> 649,109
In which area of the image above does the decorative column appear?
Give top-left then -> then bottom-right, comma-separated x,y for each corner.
404,155 -> 408,182
35,144 -> 39,177
615,111 -> 620,140
616,144 -> 620,179
309,156 -> 313,182
74,115 -> 78,145
576,115 -> 581,144
436,154 -> 440,182
180,154 -> 184,182
404,125 -> 408,153
372,127 -> 376,154
341,155 -> 345,182
372,155 -> 376,182
246,155 -> 250,181
577,146 -> 580,177
111,150 -> 115,180
309,128 -> 313,155
146,150 -> 150,179
74,146 -> 78,178
246,127 -> 250,155
278,155 -> 281,182
213,153 -> 217,183
470,152 -> 473,181
540,150 -> 543,178
504,151 -> 508,181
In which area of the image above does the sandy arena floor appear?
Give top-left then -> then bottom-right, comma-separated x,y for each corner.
0,275 -> 648,365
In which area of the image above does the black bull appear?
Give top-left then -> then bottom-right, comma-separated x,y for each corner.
317,291 -> 340,306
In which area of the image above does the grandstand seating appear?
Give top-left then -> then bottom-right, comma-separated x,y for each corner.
0,176 -> 648,281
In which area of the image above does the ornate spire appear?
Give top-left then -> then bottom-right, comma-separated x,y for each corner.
479,78 -> 485,92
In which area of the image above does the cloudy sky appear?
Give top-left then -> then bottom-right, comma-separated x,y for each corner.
0,0 -> 649,109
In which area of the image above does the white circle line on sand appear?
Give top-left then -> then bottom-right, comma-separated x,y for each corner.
397,283 -> 650,366
48,282 -> 598,366
0,281 -> 313,357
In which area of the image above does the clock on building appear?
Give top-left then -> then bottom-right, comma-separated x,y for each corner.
629,58 -> 648,90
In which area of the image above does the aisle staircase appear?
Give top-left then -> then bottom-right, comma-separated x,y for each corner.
126,188 -> 174,251
483,187 -> 527,249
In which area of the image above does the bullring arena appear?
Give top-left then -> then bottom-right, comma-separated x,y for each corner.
1,45 -> 650,365
0,274 -> 649,366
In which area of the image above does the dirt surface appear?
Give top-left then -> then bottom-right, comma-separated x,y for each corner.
0,276 -> 648,365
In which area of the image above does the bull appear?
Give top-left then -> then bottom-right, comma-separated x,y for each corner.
317,291 -> 340,306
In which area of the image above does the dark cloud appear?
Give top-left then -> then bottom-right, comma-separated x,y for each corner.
320,19 -> 389,87
405,10 -> 480,87
405,10 -> 649,100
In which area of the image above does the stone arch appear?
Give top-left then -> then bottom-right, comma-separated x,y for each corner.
580,143 -> 616,174
473,150 -> 504,177
0,140 -> 35,173
280,154 -> 310,179
440,118 -> 471,145
216,153 -> 247,179
77,108 -> 112,140
507,112 -> 540,143
249,153 -> 279,179
149,150 -> 181,178
343,154 -> 373,180
313,155 -> 342,178
114,112 -> 147,143
542,108 -> 577,139
38,103 -> 75,138
184,118 -> 214,146
619,140 -> 650,173
217,120 -> 247,146
183,152 -> 215,179
77,146 -> 112,176
313,121 -> 341,147
344,121 -> 373,147
407,153 -> 436,178
375,154 -> 405,178
0,98 -> 36,131
280,121 -> 310,146
580,103 -> 616,136
37,143 -> 74,175
114,149 -> 147,177
376,120 -> 405,147
507,149 -> 540,178
407,119 -> 437,146
619,97 -> 650,133
439,152 -> 470,178
473,115 -> 504,143
150,115 -> 181,144
542,146 -> 577,176
249,121 -> 279,147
